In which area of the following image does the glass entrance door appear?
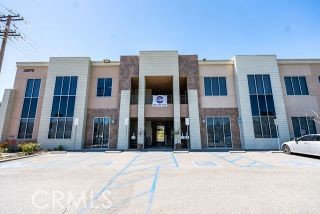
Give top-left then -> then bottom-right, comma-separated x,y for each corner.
92,117 -> 110,148
207,116 -> 232,148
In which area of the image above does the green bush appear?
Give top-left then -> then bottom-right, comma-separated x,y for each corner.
57,145 -> 64,151
19,142 -> 39,155
0,140 -> 17,153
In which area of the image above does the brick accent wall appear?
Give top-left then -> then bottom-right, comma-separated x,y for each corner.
85,109 -> 119,149
179,55 -> 200,90
199,108 -> 241,149
119,56 -> 139,90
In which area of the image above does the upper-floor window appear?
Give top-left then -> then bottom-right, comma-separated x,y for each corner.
18,79 -> 41,139
48,76 -> 78,139
247,74 -> 277,138
284,76 -> 309,95
97,78 -> 112,97
204,77 -> 227,96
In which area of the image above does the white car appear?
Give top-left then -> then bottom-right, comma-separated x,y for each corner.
282,134 -> 320,157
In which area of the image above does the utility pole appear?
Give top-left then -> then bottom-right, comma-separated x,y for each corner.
0,14 -> 23,73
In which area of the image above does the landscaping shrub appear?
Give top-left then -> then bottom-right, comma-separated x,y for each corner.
18,142 -> 39,155
0,140 -> 18,153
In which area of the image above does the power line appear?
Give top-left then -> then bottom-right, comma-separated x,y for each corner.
7,39 -> 38,61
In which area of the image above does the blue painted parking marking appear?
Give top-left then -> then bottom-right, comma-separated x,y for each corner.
213,153 -> 273,168
79,152 -> 178,213
192,161 -> 221,167
282,160 -> 320,168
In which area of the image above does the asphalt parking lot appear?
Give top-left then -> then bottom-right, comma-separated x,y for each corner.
1,151 -> 320,214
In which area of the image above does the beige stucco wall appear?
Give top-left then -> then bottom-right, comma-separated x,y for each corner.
87,65 -> 120,109
8,66 -> 48,139
279,63 -> 320,138
199,64 -> 237,108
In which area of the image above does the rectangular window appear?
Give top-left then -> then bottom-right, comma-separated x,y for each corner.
291,117 -> 317,137
18,79 -> 41,139
96,78 -> 112,97
247,74 -> 277,138
204,77 -> 227,96
92,117 -> 110,148
48,76 -> 78,139
206,116 -> 232,148
284,76 -> 309,95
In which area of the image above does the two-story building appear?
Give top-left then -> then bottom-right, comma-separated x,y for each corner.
0,51 -> 319,150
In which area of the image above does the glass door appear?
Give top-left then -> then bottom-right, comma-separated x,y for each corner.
92,117 -> 110,148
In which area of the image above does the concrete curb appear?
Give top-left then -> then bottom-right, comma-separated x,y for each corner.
105,151 -> 122,153
48,151 -> 67,154
173,151 -> 189,153
0,153 -> 41,163
270,151 -> 283,153
229,151 -> 246,153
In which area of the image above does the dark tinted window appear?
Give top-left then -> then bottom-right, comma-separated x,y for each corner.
250,95 -> 259,116
18,79 -> 41,139
28,98 -> 38,118
49,76 -> 77,139
104,78 -> 112,96
248,75 -> 256,94
253,117 -> 262,138
61,76 -> 70,95
54,77 -> 63,95
284,77 -> 293,95
25,79 -> 34,97
292,117 -> 301,137
204,77 -> 227,96
292,77 -> 301,95
313,135 -> 320,141
67,96 -> 76,117
69,77 -> 78,95
51,96 -> 60,117
32,79 -> 41,97
266,95 -> 275,116
48,118 -> 58,138
299,77 -> 309,95
263,75 -> 272,94
97,78 -> 105,96
211,77 -> 219,95
219,77 -> 227,95
18,119 -> 27,139
25,119 -> 34,139
258,95 -> 267,116
248,74 -> 276,138
299,135 -> 312,141
255,75 -> 264,94
64,118 -> 73,138
21,98 -> 31,118
307,118 -> 317,135
56,118 -> 65,139
58,96 -> 68,117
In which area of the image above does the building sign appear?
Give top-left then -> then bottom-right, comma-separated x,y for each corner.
152,95 -> 167,107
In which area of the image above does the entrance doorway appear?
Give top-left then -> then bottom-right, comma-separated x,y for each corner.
145,118 -> 174,149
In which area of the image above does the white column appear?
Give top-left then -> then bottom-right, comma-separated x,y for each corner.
117,90 -> 131,149
188,90 -> 201,149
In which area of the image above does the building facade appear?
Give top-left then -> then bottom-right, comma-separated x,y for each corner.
0,51 -> 320,150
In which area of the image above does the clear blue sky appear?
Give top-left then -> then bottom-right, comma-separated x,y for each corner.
0,0 -> 320,100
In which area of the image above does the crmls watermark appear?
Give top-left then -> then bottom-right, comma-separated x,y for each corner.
31,190 -> 112,210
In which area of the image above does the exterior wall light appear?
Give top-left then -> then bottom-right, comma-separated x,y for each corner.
111,119 -> 116,124
103,59 -> 111,63
201,119 -> 206,124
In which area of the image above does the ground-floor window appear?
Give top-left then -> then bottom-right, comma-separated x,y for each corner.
207,116 -> 232,148
92,117 -> 110,148
292,117 -> 316,137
